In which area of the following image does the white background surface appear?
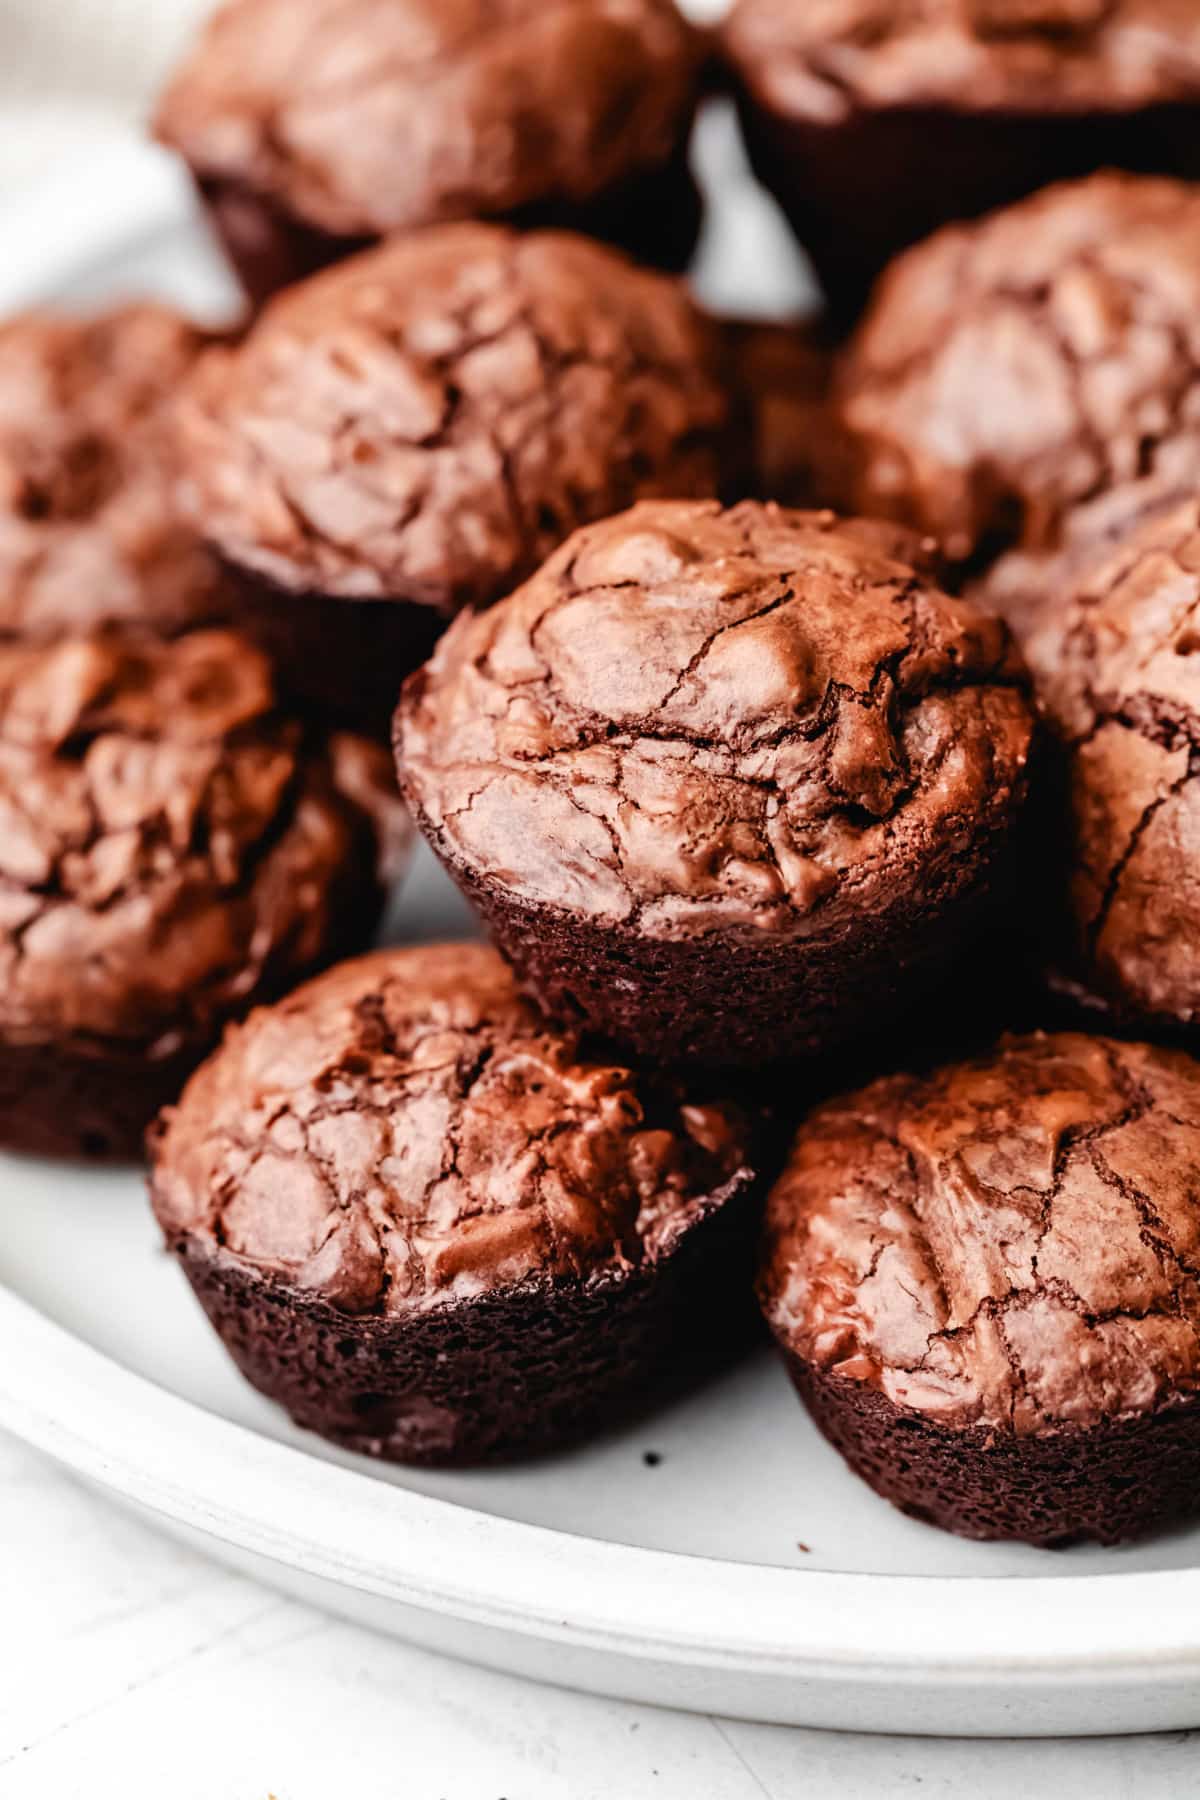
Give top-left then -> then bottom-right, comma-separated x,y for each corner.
3,0 -> 1200,1792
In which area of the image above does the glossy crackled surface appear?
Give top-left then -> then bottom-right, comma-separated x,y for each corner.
837,173 -> 1200,564
176,224 -> 728,607
398,499 -> 1032,939
0,629 -> 399,1053
0,303 -> 226,640
1030,499 -> 1200,1022
151,942 -> 751,1312
155,0 -> 699,238
761,1033 -> 1200,1433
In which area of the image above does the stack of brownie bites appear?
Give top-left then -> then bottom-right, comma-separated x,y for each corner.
10,0 -> 1200,1548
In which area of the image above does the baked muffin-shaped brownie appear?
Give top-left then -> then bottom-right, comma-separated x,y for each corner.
0,629 -> 406,1161
720,0 -> 1200,317
0,304 -> 228,643
396,499 -> 1035,1070
760,1032 -> 1200,1546
836,173 -> 1200,572
155,0 -> 704,306
149,941 -> 757,1464
1020,498 -> 1200,1034
176,226 -> 729,730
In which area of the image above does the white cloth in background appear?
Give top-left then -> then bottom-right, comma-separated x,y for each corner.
0,0 -> 208,192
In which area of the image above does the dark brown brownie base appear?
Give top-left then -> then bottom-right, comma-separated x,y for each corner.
525,146 -> 702,279
404,790 -> 1019,1071
198,178 -> 369,312
225,562 -> 444,738
736,96 -> 1200,318
199,146 -> 703,310
0,1040 -> 198,1162
161,1171 -> 757,1464
788,1355 -> 1200,1547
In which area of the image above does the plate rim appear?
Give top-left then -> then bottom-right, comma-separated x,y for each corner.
4,139 -> 1200,1708
5,1284 -> 1200,1687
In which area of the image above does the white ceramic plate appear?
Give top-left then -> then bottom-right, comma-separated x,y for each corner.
2,132 -> 1200,1739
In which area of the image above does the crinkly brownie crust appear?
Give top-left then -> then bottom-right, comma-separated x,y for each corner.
760,1031 -> 1200,1543
0,629 -> 405,1158
150,942 -> 757,1461
1023,498 -> 1200,1030
155,0 -> 703,299
156,0 -> 700,240
177,226 -> 728,609
396,499 -> 1034,1067
835,174 -> 1200,565
0,305 -> 228,643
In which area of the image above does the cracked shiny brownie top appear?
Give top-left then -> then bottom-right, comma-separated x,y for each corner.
150,941 -> 753,1313
973,474 -> 1199,658
396,499 -> 1034,941
0,304 -> 227,642
0,628 -> 402,1054
723,0 -> 1200,119
155,0 -> 699,241
175,224 -> 727,609
1027,497 -> 1200,1023
760,1032 -> 1200,1433
836,173 -> 1200,565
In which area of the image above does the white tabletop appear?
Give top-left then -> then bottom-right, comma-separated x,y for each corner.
1,1429 -> 1197,1799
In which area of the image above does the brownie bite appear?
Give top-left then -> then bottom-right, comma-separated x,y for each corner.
149,941 -> 757,1464
1021,498 -> 1200,1035
175,225 -> 730,730
720,0 -> 1200,316
155,0 -> 704,306
760,1032 -> 1200,1546
396,499 -> 1034,1070
835,173 -> 1200,574
0,304 -> 229,643
0,629 -> 406,1161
